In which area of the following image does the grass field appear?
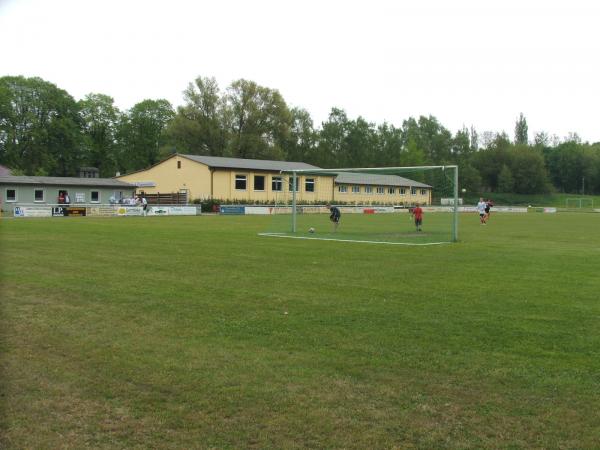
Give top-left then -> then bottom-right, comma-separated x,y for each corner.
1,213 -> 599,449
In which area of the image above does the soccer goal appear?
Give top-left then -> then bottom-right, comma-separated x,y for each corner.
565,198 -> 594,209
261,165 -> 459,245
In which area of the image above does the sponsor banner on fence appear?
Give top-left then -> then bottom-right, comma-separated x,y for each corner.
14,206 -> 52,218
363,207 -> 395,214
220,206 -> 245,215
65,207 -> 87,216
52,206 -> 66,217
148,206 -> 198,216
87,206 -> 117,217
117,206 -> 143,216
245,206 -> 272,215
543,207 -> 557,213
149,206 -> 170,216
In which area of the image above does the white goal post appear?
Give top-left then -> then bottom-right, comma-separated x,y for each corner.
283,165 -> 459,242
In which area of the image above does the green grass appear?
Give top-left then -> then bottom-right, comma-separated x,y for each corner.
267,212 -> 455,244
1,213 -> 599,448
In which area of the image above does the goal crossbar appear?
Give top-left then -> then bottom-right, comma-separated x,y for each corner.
281,165 -> 457,175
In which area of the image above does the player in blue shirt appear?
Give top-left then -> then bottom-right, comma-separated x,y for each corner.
326,203 -> 341,232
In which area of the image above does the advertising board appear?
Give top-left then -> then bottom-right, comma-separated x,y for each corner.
220,206 -> 246,215
13,206 -> 52,218
117,206 -> 143,216
87,206 -> 117,217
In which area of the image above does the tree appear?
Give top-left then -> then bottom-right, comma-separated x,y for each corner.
315,108 -> 349,167
0,75 -> 82,176
509,146 -> 549,194
78,93 -> 121,177
497,164 -> 515,193
119,99 -> 174,173
284,107 -> 317,163
515,112 -> 528,145
167,76 -> 227,155
223,79 -> 292,160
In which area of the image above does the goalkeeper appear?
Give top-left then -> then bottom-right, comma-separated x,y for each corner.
326,204 -> 341,232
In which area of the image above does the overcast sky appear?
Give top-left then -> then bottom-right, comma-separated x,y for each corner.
1,0 -> 599,142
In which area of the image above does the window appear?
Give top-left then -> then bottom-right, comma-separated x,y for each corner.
388,187 -> 395,194
376,187 -> 385,194
235,174 -> 247,190
352,185 -> 360,193
272,176 -> 283,192
91,191 -> 100,203
338,185 -> 348,193
305,178 -> 315,192
254,175 -> 265,191
177,161 -> 181,169
411,187 -> 417,195
400,188 -> 406,195
6,189 -> 16,202
421,189 -> 427,195
365,186 -> 373,194
288,177 -> 300,192
75,192 -> 85,203
34,189 -> 44,202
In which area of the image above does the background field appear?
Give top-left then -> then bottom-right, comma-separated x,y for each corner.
1,213 -> 599,449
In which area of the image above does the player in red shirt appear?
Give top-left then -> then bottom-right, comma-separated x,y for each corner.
412,203 -> 423,232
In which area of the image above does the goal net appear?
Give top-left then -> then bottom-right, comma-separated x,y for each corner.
565,198 -> 594,209
261,165 -> 459,245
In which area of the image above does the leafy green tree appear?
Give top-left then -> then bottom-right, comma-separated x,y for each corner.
515,112 -> 528,145
223,79 -> 292,160
343,116 -> 377,167
509,145 -> 550,194
402,116 -> 452,164
315,108 -> 349,167
0,75 -> 82,176
118,99 -> 175,173
374,122 -> 403,166
497,164 -> 515,192
78,93 -> 121,177
167,76 -> 227,155
459,164 -> 482,194
284,107 -> 317,163
472,133 -> 511,191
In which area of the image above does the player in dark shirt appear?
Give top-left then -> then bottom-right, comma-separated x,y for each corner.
485,199 -> 494,222
326,203 -> 341,232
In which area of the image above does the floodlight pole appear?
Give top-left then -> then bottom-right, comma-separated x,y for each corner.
292,171 -> 297,233
452,165 -> 459,242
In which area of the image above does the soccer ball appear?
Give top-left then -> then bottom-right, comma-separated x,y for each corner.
308,227 -> 315,233
461,188 -> 466,193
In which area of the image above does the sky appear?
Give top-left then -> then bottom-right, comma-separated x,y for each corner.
1,0 -> 599,143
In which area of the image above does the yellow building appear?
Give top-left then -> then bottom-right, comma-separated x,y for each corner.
117,154 -> 431,205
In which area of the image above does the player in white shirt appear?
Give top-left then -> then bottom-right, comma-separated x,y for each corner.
477,198 -> 487,224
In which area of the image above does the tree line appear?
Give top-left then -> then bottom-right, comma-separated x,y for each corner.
1,75 -> 599,195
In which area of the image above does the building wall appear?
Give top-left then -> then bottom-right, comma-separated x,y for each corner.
0,184 -> 134,212
334,183 -> 431,205
116,155 -> 432,205
212,170 -> 335,203
117,155 -> 212,199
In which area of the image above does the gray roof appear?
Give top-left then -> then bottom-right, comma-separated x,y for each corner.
334,172 -> 431,188
182,154 -> 320,172
0,175 -> 134,188
0,165 -> 11,177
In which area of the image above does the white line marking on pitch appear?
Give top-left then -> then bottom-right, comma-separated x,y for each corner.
258,233 -> 449,246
